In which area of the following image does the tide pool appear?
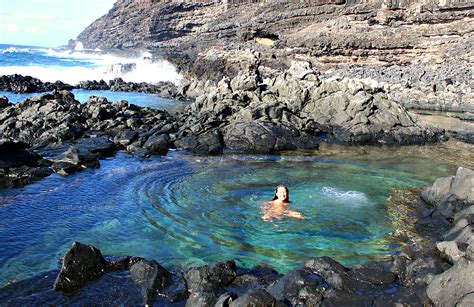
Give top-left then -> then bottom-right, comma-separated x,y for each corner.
1,141 -> 472,286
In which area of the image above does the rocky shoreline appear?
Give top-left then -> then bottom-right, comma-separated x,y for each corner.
0,62 -> 454,188
1,167 -> 472,305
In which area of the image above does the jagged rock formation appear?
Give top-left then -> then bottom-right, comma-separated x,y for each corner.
0,74 -> 74,93
175,59 -> 444,153
73,0 -> 473,92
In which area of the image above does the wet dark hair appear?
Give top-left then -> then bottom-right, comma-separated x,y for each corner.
272,185 -> 290,202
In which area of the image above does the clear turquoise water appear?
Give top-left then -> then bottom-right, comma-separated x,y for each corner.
1,142 -> 472,286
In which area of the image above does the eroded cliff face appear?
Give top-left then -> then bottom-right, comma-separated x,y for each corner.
72,0 -> 473,110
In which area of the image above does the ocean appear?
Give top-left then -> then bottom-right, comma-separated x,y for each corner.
0,43 -> 184,109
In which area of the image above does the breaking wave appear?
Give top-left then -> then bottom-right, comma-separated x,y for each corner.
0,44 -> 183,85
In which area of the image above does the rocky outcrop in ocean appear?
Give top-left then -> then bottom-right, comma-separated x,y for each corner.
0,74 -> 74,93
79,77 -> 181,98
1,167 -> 472,305
0,90 -> 176,187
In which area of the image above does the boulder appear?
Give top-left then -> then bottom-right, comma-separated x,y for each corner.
54,242 -> 108,292
113,129 -> 138,146
443,218 -> 473,244
451,167 -> 474,203
422,167 -> 474,207
185,290 -> 219,307
183,260 -> 236,294
426,257 -> 474,306
5,165 -> 53,187
229,288 -> 277,307
73,136 -> 117,158
437,241 -> 466,264
438,194 -> 471,220
0,139 -> 41,169
215,292 -> 237,307
403,256 -> 446,287
229,266 -> 282,293
51,161 -> 79,176
267,267 -> 329,305
175,130 -> 223,154
63,145 -> 99,166
0,96 -> 10,108
301,257 -> 350,290
421,176 -> 454,206
143,134 -> 169,155
130,259 -> 172,304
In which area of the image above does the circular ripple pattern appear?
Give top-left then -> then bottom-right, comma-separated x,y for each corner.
129,154 -> 422,272
1,143 -> 472,285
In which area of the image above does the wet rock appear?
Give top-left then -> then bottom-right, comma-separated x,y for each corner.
126,144 -> 150,158
301,257 -> 350,290
113,129 -> 138,146
229,266 -> 282,293
0,96 -> 11,108
229,288 -> 277,307
63,145 -> 99,165
403,256 -> 446,287
350,267 -> 396,286
130,259 -> 172,304
183,260 -> 236,294
143,134 -> 169,155
51,161 -> 79,176
223,121 -> 303,153
54,242 -> 108,292
267,266 -> 329,305
185,290 -> 219,307
73,136 -> 117,158
0,139 -> 41,169
426,257 -> 474,306
371,288 -> 425,306
6,166 -> 53,186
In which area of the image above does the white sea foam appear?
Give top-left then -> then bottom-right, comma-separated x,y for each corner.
0,48 -> 183,85
321,187 -> 369,204
1,47 -> 31,53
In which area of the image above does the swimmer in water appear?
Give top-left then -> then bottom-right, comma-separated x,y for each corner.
261,185 -> 304,221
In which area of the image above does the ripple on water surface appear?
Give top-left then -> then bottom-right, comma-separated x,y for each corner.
0,141 -> 472,285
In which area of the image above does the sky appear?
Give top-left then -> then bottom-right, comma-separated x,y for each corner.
0,0 -> 117,47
